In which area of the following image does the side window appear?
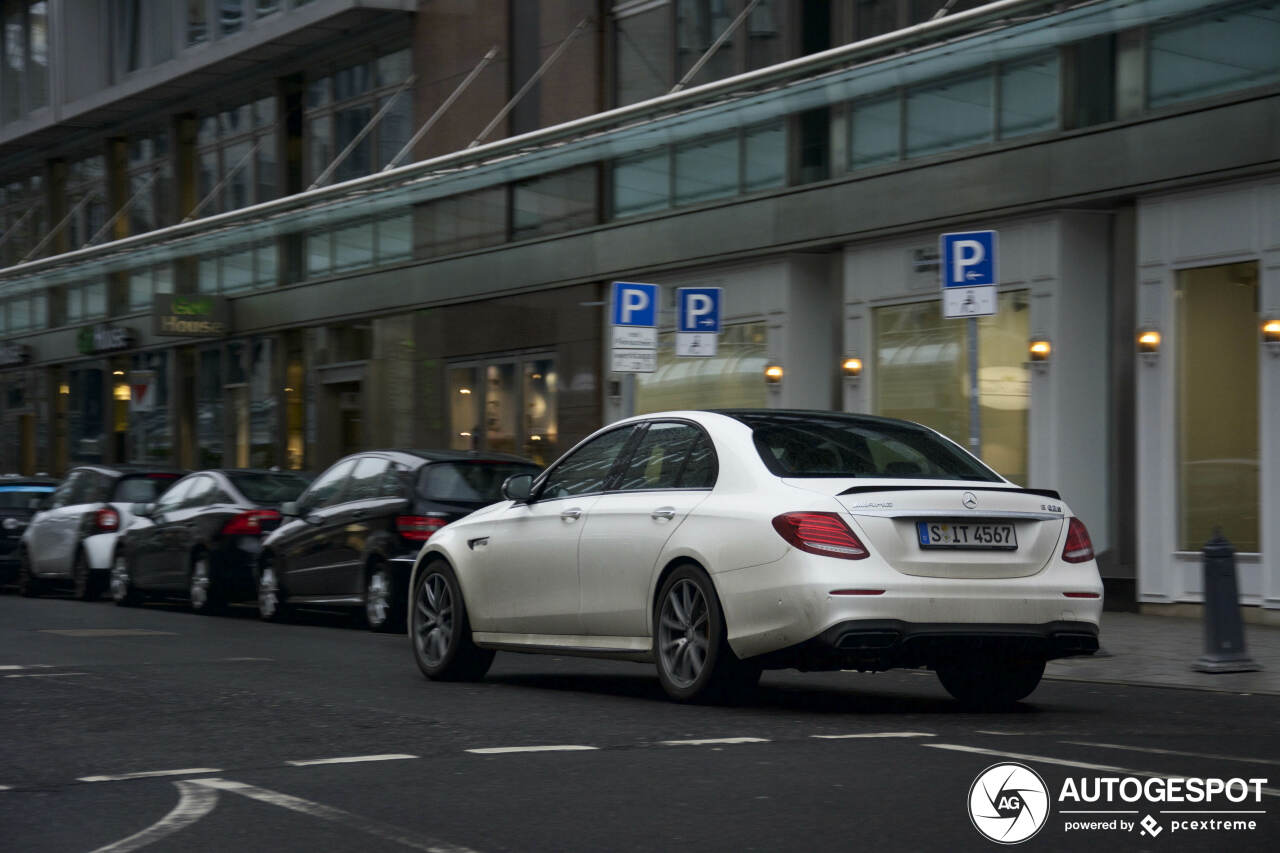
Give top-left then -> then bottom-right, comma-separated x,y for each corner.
540,426 -> 637,499
381,465 -> 410,499
300,459 -> 356,511
615,423 -> 707,491
48,472 -> 84,509
346,457 -> 390,501
154,478 -> 194,514
70,472 -> 104,505
677,432 -> 718,488
182,476 -> 215,508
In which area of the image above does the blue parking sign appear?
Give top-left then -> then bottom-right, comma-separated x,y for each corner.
677,287 -> 721,333
611,281 -> 659,327
940,231 -> 998,288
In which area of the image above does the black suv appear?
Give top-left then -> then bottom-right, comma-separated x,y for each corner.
0,475 -> 59,587
257,450 -> 541,631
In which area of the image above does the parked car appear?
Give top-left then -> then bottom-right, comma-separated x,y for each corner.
18,466 -> 184,599
407,410 -> 1103,707
0,475 -> 60,588
111,469 -> 312,611
258,450 -> 542,632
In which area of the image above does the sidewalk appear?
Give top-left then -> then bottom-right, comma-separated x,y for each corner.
1045,611 -> 1280,695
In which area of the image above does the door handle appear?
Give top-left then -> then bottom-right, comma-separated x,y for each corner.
560,508 -> 583,521
651,507 -> 676,521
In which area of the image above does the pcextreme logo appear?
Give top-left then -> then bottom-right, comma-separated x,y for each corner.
968,763 -> 1051,844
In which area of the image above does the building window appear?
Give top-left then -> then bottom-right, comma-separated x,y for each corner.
126,133 -> 173,236
1,1 -> 49,123
304,49 -> 412,185
65,279 -> 107,324
512,166 -> 598,241
197,241 -> 275,293
998,53 -> 1059,139
1148,0 -> 1280,110
905,70 -> 993,158
68,366 -> 106,464
303,213 -> 412,278
613,149 -> 671,217
415,186 -> 507,259
616,0 -> 672,106
0,289 -> 44,332
635,322 -> 769,414
65,155 -> 107,250
0,174 -> 45,265
219,0 -> 243,36
849,93 -> 900,168
873,291 -> 1030,485
676,0 -> 735,86
447,354 -> 559,465
197,347 -> 223,468
195,97 -> 277,217
1177,261 -> 1259,553
674,132 -> 739,205
127,264 -> 174,312
187,0 -> 208,46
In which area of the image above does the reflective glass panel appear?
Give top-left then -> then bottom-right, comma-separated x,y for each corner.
906,71 -> 993,158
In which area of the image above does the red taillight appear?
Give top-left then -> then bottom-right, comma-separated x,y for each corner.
1062,517 -> 1094,563
95,507 -> 119,533
772,512 -> 869,560
1063,591 -> 1101,598
397,515 -> 448,542
830,589 -> 885,596
222,509 -> 281,536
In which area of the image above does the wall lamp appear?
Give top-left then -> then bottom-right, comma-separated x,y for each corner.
1137,329 -> 1161,363
1264,319 -> 1280,356
841,357 -> 863,379
1028,339 -> 1051,362
764,363 -> 784,386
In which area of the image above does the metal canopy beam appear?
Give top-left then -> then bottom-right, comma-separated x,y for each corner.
182,140 -> 262,225
385,47 -> 498,171
309,73 -> 417,190
22,191 -> 101,263
670,0 -> 762,94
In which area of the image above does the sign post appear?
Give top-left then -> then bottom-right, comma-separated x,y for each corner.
675,287 -> 721,357
940,230 -> 999,458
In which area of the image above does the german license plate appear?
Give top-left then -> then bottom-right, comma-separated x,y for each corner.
916,521 -> 1017,550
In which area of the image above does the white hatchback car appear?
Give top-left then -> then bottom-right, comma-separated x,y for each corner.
407,410 -> 1102,706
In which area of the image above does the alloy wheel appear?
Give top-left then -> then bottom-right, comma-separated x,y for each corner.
658,578 -> 711,689
258,566 -> 279,619
366,569 -> 391,627
190,557 -> 210,611
414,573 -> 453,667
110,555 -> 130,603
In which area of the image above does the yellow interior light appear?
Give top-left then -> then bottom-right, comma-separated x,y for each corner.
113,383 -> 131,401
1263,320 -> 1280,342
1028,340 -> 1051,361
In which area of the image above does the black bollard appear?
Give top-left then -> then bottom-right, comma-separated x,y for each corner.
1192,533 -> 1261,673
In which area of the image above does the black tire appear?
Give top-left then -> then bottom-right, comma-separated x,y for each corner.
935,657 -> 1046,709
365,562 -> 405,633
256,556 -> 290,623
110,551 -> 142,606
410,559 -> 493,681
188,552 -> 223,614
72,550 -> 100,602
17,548 -> 42,598
654,563 -> 760,703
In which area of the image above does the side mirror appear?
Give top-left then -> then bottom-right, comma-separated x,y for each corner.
132,502 -> 154,518
502,474 -> 534,503
280,501 -> 299,518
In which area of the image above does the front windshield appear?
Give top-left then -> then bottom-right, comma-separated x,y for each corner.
228,472 -> 311,505
736,414 -> 1001,481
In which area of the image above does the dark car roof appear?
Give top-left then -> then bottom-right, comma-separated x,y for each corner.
0,476 -> 59,487
70,464 -> 186,478
344,449 -> 539,467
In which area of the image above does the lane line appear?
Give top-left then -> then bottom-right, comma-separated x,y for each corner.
5,672 -> 88,679
924,744 -> 1280,798
0,664 -> 55,670
466,745 -> 599,755
811,732 -> 935,740
88,780 -> 218,853
190,778 -> 478,853
659,737 -> 769,746
219,657 -> 273,662
0,785 -> 10,791
287,754 -> 418,767
1060,741 -> 1280,768
79,768 -> 223,783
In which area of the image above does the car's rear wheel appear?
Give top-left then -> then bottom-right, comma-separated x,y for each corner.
654,564 -> 760,703
257,559 -> 289,623
365,564 -> 404,633
17,548 -> 42,598
935,656 -> 1046,709
411,560 -> 493,681
72,550 -> 100,602
110,552 -> 142,606
189,554 -> 222,614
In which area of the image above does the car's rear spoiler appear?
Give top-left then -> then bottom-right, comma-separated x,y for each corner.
837,485 -> 1062,500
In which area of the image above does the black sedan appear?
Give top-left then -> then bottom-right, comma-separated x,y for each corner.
0,476 -> 59,588
112,469 -> 311,612
258,450 -> 540,632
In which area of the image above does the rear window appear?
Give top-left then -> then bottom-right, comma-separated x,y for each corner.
112,474 -> 181,503
737,415 -> 1000,481
0,485 -> 54,509
418,462 -> 540,504
227,472 -> 311,505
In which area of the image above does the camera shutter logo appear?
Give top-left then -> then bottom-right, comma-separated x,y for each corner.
968,763 -> 1050,844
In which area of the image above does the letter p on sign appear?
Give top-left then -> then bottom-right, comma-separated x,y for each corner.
940,230 -> 997,288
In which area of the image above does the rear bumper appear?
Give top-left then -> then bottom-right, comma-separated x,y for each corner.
773,619 -> 1099,671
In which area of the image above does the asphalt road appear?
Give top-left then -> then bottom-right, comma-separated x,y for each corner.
2,592 -> 1277,853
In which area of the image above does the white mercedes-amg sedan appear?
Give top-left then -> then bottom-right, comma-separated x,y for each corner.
407,410 -> 1102,706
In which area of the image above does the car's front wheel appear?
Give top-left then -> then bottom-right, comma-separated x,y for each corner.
654,564 -> 760,703
935,656 -> 1046,709
410,560 -> 493,681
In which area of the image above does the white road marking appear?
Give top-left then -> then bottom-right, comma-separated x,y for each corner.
5,672 -> 88,678
1061,741 -> 1280,767
287,753 -> 418,767
659,737 -> 769,746
0,664 -> 54,670
466,745 -> 599,755
190,778 -> 478,852
0,785 -> 10,791
811,732 -> 935,740
924,744 -> 1280,798
88,780 -> 217,853
79,768 -> 223,783
39,629 -> 175,637
219,657 -> 273,662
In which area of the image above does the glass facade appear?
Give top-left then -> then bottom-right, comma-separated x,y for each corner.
304,49 -> 412,185
1177,261 -> 1259,552
635,323 -> 769,414
1148,1 -> 1280,109
447,353 -> 559,465
873,291 -> 1031,485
